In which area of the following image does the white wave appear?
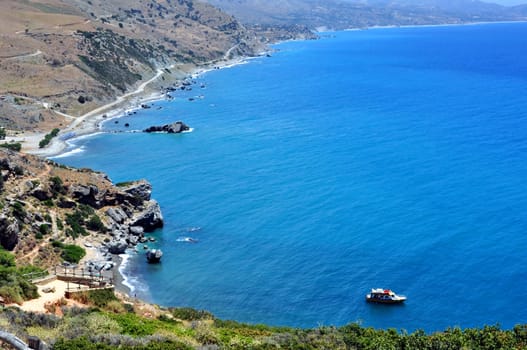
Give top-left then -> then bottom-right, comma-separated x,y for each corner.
119,252 -> 135,293
119,251 -> 150,295
182,128 -> 194,133
51,146 -> 85,159
176,236 -> 199,243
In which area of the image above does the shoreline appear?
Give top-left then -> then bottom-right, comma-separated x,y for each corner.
20,20 -> 527,158
18,54 -> 257,302
314,19 -> 527,33
20,55 -> 254,158
14,19 -> 527,311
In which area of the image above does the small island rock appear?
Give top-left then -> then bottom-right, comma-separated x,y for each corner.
144,121 -> 189,134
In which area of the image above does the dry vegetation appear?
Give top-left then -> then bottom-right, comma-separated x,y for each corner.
0,0 -> 264,133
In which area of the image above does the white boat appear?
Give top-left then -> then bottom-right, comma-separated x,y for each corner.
366,288 -> 406,304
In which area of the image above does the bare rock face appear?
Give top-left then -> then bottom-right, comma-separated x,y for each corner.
129,226 -> 144,236
130,200 -> 164,232
123,180 -> 152,202
0,215 -> 20,250
30,185 -> 53,201
106,207 -> 128,224
70,184 -> 101,208
144,121 -> 190,133
107,239 -> 128,254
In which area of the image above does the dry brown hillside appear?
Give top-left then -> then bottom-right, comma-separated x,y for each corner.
0,0 -> 264,132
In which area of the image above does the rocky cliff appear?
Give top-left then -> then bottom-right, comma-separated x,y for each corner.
0,148 -> 163,267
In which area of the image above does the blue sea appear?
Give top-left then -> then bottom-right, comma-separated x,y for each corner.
54,22 -> 527,332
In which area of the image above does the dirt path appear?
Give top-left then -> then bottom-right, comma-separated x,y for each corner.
1,50 -> 42,60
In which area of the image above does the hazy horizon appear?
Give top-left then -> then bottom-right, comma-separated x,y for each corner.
490,0 -> 526,5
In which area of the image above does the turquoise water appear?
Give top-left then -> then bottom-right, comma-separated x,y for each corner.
54,23 -> 527,332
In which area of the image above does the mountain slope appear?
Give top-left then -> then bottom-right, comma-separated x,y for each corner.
0,0 -> 263,132
204,0 -> 527,29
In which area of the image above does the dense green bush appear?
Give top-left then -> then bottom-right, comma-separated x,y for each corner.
39,128 -> 60,148
0,142 -> 22,151
56,218 -> 64,230
0,299 -> 526,350
110,312 -> 159,337
51,241 -> 86,263
171,307 -> 214,321
0,249 -> 40,303
11,201 -> 26,221
13,165 -> 24,175
49,176 -> 66,196
53,337 -> 192,350
86,214 -> 105,232
70,289 -> 119,308
65,212 -> 88,237
39,223 -> 51,235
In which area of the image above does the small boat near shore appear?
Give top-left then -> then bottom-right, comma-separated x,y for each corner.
146,249 -> 163,263
366,288 -> 406,304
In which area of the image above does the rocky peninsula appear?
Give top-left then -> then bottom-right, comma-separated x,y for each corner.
0,148 -> 163,275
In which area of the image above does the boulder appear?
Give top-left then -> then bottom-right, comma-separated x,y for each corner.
0,215 -> 19,250
130,200 -> 163,232
107,239 -> 128,254
127,236 -> 139,245
144,121 -> 189,134
30,186 -> 52,201
123,180 -> 152,201
111,228 -> 128,239
106,207 -> 128,224
129,226 -> 144,236
57,198 -> 76,209
70,184 -> 101,208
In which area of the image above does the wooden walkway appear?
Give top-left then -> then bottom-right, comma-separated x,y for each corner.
29,266 -> 114,293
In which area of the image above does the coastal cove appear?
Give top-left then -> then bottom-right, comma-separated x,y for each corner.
53,22 -> 527,332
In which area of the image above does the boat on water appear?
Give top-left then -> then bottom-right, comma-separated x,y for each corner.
146,249 -> 163,263
366,288 -> 406,304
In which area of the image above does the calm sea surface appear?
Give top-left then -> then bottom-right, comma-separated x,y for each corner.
54,22 -> 527,332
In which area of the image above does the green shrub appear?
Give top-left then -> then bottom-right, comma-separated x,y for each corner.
39,128 -> 60,148
0,285 -> 24,304
71,289 -> 119,308
43,198 -> 54,207
0,142 -> 22,151
171,307 -> 214,321
13,165 -> 24,175
0,251 -> 40,303
116,181 -> 134,187
86,214 -> 105,232
57,218 -> 64,230
11,201 -> 26,220
0,248 -> 16,267
65,212 -> 88,237
53,337 -> 192,350
110,312 -> 158,337
39,223 -> 51,235
49,176 -> 66,196
61,244 -> 85,263
52,241 -> 86,263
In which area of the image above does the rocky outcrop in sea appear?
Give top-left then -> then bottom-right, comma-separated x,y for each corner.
144,121 -> 189,133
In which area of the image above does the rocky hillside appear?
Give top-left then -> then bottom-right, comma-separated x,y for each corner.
0,148 -> 162,269
0,0 -> 265,132
204,0 -> 527,30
